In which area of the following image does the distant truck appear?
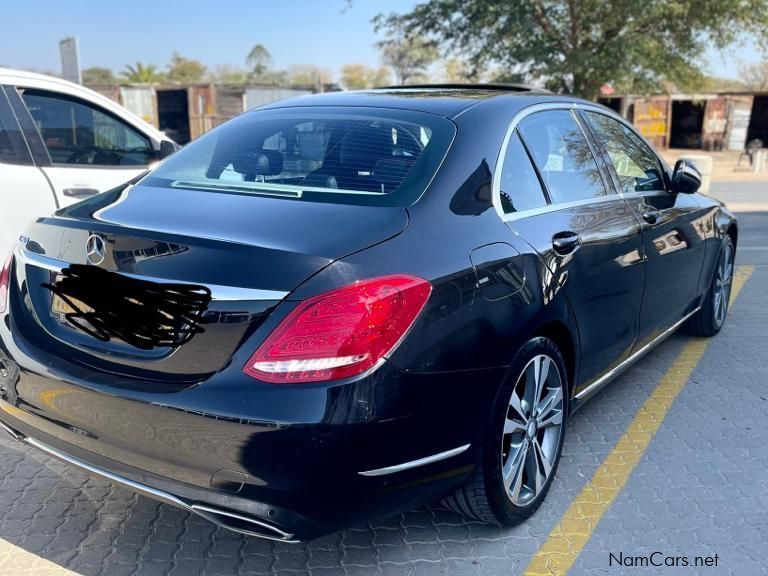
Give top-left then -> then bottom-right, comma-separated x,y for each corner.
0,68 -> 178,259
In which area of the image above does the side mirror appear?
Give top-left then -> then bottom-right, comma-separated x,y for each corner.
159,140 -> 179,159
670,159 -> 701,194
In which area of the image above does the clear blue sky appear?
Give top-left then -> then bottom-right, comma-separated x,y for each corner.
0,0 -> 761,80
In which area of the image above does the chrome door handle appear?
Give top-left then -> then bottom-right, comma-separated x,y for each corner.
642,207 -> 661,224
63,188 -> 99,198
552,231 -> 581,255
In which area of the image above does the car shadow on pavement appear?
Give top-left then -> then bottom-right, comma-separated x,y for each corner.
0,335 -> 689,576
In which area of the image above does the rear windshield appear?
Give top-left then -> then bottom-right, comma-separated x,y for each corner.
144,106 -> 455,206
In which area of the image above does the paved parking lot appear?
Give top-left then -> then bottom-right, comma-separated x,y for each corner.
1,202 -> 767,576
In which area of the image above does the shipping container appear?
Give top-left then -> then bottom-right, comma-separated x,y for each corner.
156,87 -> 192,144
215,86 -> 246,125
119,86 -> 157,127
702,96 -> 727,151
746,94 -> 768,147
188,84 -> 216,141
630,95 -> 670,149
245,87 -> 312,110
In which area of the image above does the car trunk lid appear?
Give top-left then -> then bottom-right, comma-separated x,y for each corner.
12,184 -> 408,381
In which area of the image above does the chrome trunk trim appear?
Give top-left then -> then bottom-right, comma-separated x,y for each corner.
15,247 -> 289,302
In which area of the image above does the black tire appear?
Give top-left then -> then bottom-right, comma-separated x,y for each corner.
443,337 -> 568,525
684,236 -> 735,337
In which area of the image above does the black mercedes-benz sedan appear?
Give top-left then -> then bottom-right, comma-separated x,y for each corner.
0,86 -> 737,541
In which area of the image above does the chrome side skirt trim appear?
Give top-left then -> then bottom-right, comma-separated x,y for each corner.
574,307 -> 700,401
25,436 -> 188,507
12,434 -> 298,542
358,444 -> 471,477
0,420 -> 22,440
15,247 -> 289,302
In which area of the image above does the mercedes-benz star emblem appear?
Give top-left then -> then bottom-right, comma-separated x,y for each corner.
85,234 -> 107,266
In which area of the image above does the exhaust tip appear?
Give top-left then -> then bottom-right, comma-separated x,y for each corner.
190,504 -> 298,542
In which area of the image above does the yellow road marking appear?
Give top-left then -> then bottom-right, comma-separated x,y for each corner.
0,538 -> 79,575
524,266 -> 754,576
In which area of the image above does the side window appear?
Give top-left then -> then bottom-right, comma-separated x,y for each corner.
0,88 -> 31,165
499,131 -> 547,214
584,111 -> 665,194
19,89 -> 154,167
518,110 -> 609,204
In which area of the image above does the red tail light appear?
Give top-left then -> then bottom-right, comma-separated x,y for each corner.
244,275 -> 431,384
0,252 -> 12,315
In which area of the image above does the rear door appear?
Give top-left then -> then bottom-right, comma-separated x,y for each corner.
12,87 -> 157,205
581,110 -> 706,349
0,85 -> 56,259
497,108 -> 644,391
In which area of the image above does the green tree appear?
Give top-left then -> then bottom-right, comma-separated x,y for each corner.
739,60 -> 768,91
371,66 -> 393,87
341,63 -> 392,89
167,53 -> 206,83
82,66 -> 116,85
487,69 -> 528,85
443,58 -> 473,83
121,62 -> 164,84
247,44 -> 273,77
256,69 -> 289,85
697,75 -> 747,92
209,65 -> 250,84
287,65 -> 334,90
375,22 -> 438,85
375,1 -> 768,98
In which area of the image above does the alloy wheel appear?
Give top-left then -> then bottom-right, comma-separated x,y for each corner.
713,242 -> 734,328
501,354 -> 564,507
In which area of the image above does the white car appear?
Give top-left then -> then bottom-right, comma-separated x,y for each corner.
0,68 -> 177,259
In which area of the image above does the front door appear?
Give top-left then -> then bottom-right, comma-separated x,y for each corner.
499,109 -> 644,391
14,87 -> 155,206
580,110 -> 706,348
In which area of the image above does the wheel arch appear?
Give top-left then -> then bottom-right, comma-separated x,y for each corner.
531,320 -> 577,397
726,222 -> 738,248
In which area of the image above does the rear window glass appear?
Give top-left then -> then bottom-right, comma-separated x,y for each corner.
145,107 -> 455,206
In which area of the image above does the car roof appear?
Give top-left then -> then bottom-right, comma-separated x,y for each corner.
0,67 -> 85,90
0,67 -> 168,143
257,85 -> 588,119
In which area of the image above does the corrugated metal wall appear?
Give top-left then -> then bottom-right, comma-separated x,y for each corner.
245,87 -> 311,110
726,95 -> 754,151
216,86 -> 246,120
119,86 -> 157,127
187,85 -> 215,140
631,96 -> 669,149
702,97 -> 727,151
88,85 -> 121,103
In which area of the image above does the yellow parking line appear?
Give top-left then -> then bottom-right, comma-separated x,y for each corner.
524,266 -> 754,576
0,538 -> 80,575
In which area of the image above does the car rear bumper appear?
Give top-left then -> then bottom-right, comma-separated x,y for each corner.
0,338 -> 504,540
0,417 -> 304,541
